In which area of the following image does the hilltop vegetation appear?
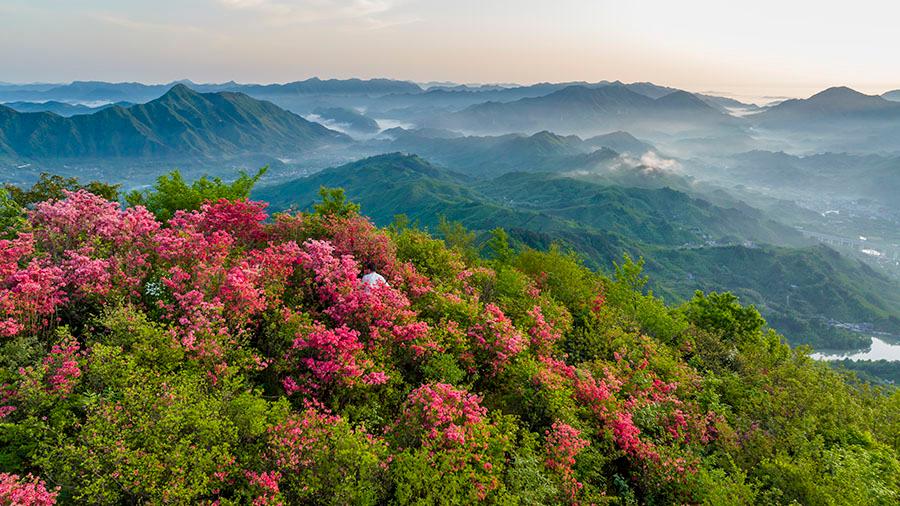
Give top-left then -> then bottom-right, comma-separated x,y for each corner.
1,173 -> 896,504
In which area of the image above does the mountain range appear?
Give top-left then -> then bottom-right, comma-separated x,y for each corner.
371,128 -> 669,180
437,84 -> 735,135
2,100 -> 131,117
0,78 -> 424,104
0,84 -> 348,160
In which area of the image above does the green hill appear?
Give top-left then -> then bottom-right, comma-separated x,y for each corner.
0,84 -> 349,160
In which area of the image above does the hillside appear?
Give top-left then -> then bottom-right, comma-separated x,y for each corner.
583,131 -> 656,154
372,129 -> 666,179
708,150 -> 900,209
647,244 -> 900,346
256,153 -> 797,250
0,84 -> 349,160
0,182 -> 897,504
253,153 -> 900,348
754,87 -> 900,123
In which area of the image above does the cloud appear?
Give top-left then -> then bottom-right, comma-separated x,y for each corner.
90,13 -> 205,34
635,151 -> 681,173
563,150 -> 683,179
216,0 -> 416,29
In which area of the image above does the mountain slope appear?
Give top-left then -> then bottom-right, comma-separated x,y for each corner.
372,129 -> 665,178
647,244 -> 900,344
753,87 -> 900,124
254,153 -> 900,347
0,84 -> 349,159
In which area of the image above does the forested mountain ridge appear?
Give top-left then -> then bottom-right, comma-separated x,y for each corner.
0,85 -> 349,160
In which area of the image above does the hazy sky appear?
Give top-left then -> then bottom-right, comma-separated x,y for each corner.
3,0 -> 899,100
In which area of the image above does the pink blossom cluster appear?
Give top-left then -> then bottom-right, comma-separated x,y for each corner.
526,305 -> 564,356
533,341 -> 714,480
42,337 -> 83,397
30,190 -> 159,296
0,472 -> 58,506
266,404 -> 342,471
0,253 -> 66,338
16,336 -> 82,400
466,303 -> 524,374
391,382 -> 487,448
0,232 -> 66,337
544,421 -> 590,503
195,198 -> 269,245
244,471 -> 282,506
293,239 -> 430,355
285,323 -> 386,394
0,384 -> 16,419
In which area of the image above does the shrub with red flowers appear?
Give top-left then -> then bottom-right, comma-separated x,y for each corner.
283,322 -> 387,395
261,403 -> 388,504
0,473 -> 58,506
16,334 -> 82,402
544,421 -> 590,503
389,383 -> 513,501
466,303 -> 525,375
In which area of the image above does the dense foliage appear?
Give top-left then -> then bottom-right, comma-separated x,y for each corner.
0,179 -> 898,504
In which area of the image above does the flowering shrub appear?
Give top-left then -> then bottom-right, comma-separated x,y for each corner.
544,421 -> 590,503
389,383 -> 513,501
0,473 -> 58,506
466,303 -> 524,375
262,403 -> 388,504
15,334 -> 82,402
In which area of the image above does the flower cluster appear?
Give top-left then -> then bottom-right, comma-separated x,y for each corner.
392,382 -> 487,448
544,421 -> 590,503
466,303 -> 524,374
17,335 -> 82,400
0,473 -> 58,506
527,305 -> 564,356
285,323 -> 385,394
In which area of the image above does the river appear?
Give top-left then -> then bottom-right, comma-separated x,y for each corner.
811,337 -> 900,362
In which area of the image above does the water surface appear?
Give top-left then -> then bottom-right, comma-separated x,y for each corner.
812,337 -> 900,362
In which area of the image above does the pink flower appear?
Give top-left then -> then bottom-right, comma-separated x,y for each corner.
467,304 -> 524,375
0,472 -> 59,506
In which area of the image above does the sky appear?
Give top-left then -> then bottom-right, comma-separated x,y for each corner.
2,0 -> 899,101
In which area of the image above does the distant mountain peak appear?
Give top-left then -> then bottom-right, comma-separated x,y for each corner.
164,83 -> 197,97
755,85 -> 900,124
809,86 -> 868,100
655,90 -> 712,109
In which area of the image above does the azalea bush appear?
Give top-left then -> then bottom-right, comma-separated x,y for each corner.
0,175 -> 897,505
